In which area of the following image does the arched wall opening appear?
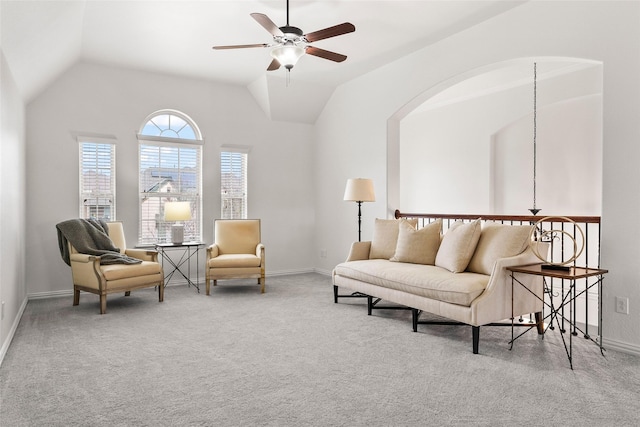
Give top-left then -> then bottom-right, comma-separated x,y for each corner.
387,57 -> 603,217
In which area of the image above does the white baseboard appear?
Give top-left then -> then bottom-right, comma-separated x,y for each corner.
28,289 -> 73,299
603,337 -> 640,357
313,268 -> 332,276
267,268 -> 316,277
0,296 -> 28,368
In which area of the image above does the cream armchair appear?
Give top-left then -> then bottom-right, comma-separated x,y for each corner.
66,221 -> 164,314
206,219 -> 265,295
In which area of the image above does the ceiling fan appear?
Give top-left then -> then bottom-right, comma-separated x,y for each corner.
212,0 -> 356,73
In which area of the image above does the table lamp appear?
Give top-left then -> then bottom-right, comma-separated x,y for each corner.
164,201 -> 192,244
343,178 -> 375,242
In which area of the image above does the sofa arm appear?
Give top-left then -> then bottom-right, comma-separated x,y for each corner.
472,242 -> 549,325
345,241 -> 371,262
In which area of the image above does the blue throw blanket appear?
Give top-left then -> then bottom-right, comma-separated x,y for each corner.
56,219 -> 142,266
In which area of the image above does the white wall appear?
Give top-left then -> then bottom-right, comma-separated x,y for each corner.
25,61 -> 315,297
400,64 -> 602,216
493,94 -> 602,215
315,1 -> 640,352
0,49 -> 27,360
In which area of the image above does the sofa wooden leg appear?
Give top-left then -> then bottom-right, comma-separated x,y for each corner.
333,285 -> 338,303
159,283 -> 164,302
125,291 -> 131,297
535,311 -> 544,334
100,295 -> 107,315
367,296 -> 373,315
472,326 -> 480,354
73,289 -> 80,306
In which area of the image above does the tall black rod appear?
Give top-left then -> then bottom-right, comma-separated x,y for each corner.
357,201 -> 363,242
286,0 -> 290,25
533,62 -> 537,210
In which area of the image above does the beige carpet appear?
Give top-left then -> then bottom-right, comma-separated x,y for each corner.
1,273 -> 639,426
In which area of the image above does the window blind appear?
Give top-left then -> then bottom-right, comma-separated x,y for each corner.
79,141 -> 116,220
220,149 -> 248,219
139,140 -> 202,244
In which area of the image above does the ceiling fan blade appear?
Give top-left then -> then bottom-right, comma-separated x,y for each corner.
212,43 -> 268,50
304,22 -> 355,43
251,13 -> 284,37
267,58 -> 281,71
306,46 -> 347,63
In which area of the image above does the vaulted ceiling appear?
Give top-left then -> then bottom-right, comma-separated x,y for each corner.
1,0 -> 526,122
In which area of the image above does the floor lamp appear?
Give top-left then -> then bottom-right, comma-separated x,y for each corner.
343,178 -> 376,242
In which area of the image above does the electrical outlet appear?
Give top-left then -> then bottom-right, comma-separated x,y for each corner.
615,296 -> 629,314
1,301 -> 4,320
320,249 -> 327,258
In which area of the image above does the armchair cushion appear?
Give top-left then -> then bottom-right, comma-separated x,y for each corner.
215,219 -> 261,254
208,254 -> 261,268
101,261 -> 163,281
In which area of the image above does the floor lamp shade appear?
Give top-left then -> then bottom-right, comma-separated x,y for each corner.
343,178 -> 376,202
164,201 -> 192,244
344,178 -> 375,242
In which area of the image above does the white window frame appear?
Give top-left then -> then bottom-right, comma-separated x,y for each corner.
137,110 -> 203,244
220,145 -> 250,219
78,135 -> 116,221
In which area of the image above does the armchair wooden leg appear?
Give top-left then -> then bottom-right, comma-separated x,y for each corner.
159,281 -> 164,302
99,295 -> 107,314
206,280 -> 210,296
73,288 -> 80,306
260,277 -> 265,293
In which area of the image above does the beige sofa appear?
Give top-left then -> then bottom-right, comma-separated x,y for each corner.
332,218 -> 547,354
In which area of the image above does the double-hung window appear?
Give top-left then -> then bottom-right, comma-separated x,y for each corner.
220,145 -> 249,219
78,137 -> 116,220
137,110 -> 203,244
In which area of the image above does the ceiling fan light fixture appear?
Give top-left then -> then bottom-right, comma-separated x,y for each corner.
271,43 -> 305,70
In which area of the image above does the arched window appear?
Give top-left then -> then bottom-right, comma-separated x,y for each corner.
140,111 -> 200,140
137,110 -> 203,244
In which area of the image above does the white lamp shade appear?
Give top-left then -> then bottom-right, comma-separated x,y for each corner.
164,201 -> 192,221
343,178 -> 376,202
271,44 -> 305,69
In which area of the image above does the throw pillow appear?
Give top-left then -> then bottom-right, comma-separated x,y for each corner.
390,219 -> 442,265
369,218 -> 418,259
467,223 -> 533,275
435,219 -> 482,273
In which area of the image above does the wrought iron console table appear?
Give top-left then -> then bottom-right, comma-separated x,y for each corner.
507,263 -> 608,369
